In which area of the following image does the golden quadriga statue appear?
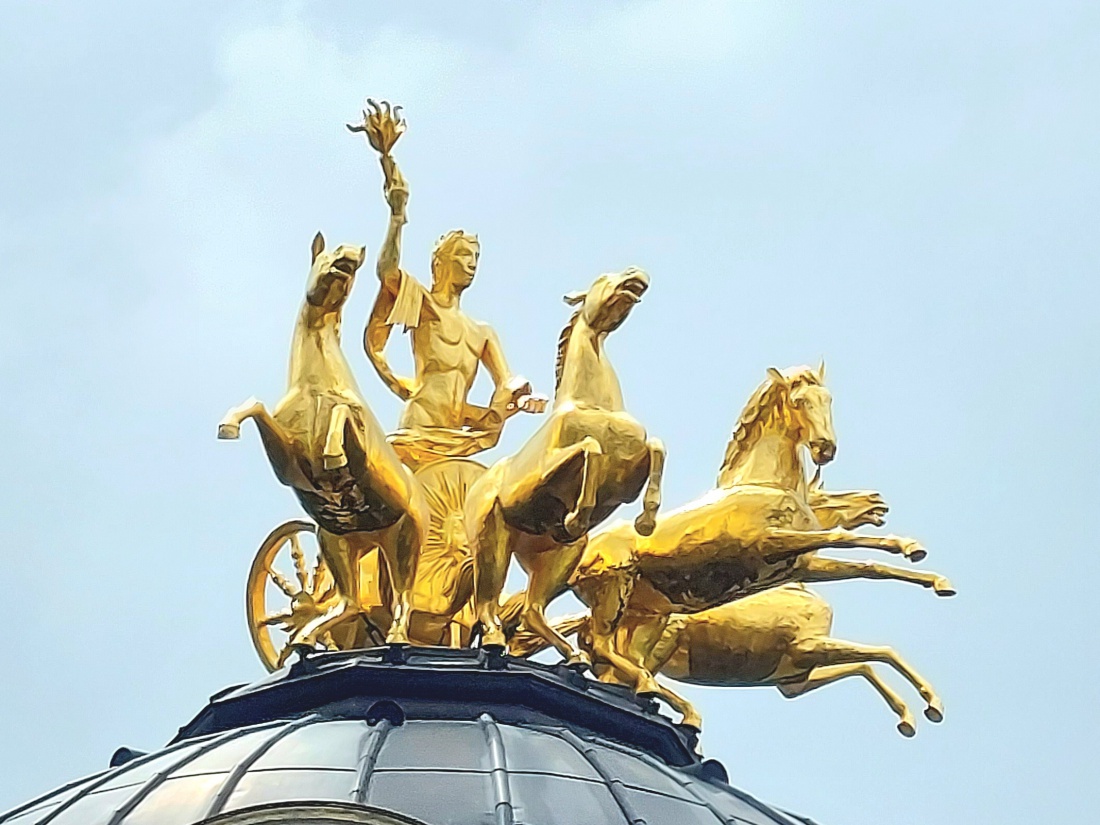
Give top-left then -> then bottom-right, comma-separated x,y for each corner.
220,100 -> 953,736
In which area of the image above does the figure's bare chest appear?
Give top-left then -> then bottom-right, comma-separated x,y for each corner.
414,303 -> 484,369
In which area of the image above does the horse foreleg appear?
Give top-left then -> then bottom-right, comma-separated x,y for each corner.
563,437 -> 603,541
763,528 -> 927,563
218,398 -> 306,488
801,555 -> 956,596
520,538 -> 590,668
322,404 -> 350,470
217,397 -> 264,440
779,663 -> 917,737
634,437 -> 665,537
585,576 -> 702,730
789,637 -> 944,724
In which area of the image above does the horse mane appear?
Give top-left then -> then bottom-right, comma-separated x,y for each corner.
555,308 -> 583,391
717,367 -> 820,487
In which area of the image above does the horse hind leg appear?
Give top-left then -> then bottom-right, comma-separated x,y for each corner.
789,636 -> 944,725
468,489 -> 512,650
779,663 -> 918,737
520,537 -> 591,668
634,437 -> 665,536
376,491 -> 429,646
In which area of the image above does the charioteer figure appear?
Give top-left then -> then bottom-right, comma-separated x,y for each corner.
349,100 -> 546,467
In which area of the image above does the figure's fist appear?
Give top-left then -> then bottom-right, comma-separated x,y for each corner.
519,394 -> 548,414
347,99 -> 406,156
502,377 -> 547,415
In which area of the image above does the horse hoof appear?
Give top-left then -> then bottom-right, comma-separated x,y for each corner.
562,512 -> 590,542
565,651 -> 592,672
480,628 -> 507,651
634,512 -> 657,537
901,541 -> 927,563
277,641 -> 314,669
924,700 -> 944,723
385,628 -> 411,646
636,677 -> 661,699
933,577 -> 956,597
897,719 -> 917,738
217,423 -> 240,440
679,715 -> 703,734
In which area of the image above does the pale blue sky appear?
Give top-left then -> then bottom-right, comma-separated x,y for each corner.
1,2 -> 1097,823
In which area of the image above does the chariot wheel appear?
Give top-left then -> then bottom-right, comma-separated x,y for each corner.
246,520 -> 350,672
246,459 -> 489,670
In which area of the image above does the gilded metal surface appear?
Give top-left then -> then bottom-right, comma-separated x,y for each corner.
518,365 -> 956,728
219,233 -> 428,654
350,100 -> 546,467
464,269 -> 664,663
220,99 -> 951,735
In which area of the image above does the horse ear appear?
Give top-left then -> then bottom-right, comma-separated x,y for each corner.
311,232 -> 325,263
563,291 -> 586,306
767,367 -> 787,387
817,358 -> 826,382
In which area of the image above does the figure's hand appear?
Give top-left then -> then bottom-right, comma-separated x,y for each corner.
346,99 -> 406,156
502,379 -> 547,415
518,393 -> 548,414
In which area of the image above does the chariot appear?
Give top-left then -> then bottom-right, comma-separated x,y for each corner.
247,457 -> 486,671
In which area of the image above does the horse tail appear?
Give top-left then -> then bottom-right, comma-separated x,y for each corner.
507,612 -> 591,658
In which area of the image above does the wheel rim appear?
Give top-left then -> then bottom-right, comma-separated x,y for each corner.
246,519 -> 332,672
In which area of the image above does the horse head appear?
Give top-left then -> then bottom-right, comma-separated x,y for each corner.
767,362 -> 835,466
563,267 -> 649,334
719,361 -> 835,489
306,231 -> 366,311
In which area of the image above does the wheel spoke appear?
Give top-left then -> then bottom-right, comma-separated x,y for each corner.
267,565 -> 299,598
290,533 -> 310,589
259,608 -> 295,627
309,555 -> 328,595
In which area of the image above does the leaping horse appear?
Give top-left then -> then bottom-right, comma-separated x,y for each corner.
513,582 -> 945,737
464,267 -> 665,664
559,364 -> 951,728
219,232 -> 428,654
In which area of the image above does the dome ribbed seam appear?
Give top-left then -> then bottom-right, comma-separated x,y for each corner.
479,713 -> 515,825
205,713 -> 324,819
554,728 -> 647,825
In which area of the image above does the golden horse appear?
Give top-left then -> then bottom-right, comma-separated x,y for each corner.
557,364 -> 952,728
464,268 -> 665,664
513,582 -> 944,737
219,232 -> 428,653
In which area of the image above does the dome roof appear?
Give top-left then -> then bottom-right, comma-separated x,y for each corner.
0,648 -> 815,825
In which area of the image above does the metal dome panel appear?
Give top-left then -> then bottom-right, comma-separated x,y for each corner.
0,650 -> 814,825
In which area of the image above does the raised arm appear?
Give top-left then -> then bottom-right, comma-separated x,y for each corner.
375,156 -> 409,295
347,100 -> 409,296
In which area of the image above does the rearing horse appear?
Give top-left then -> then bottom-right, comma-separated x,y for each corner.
465,267 -> 665,664
219,232 -> 428,651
